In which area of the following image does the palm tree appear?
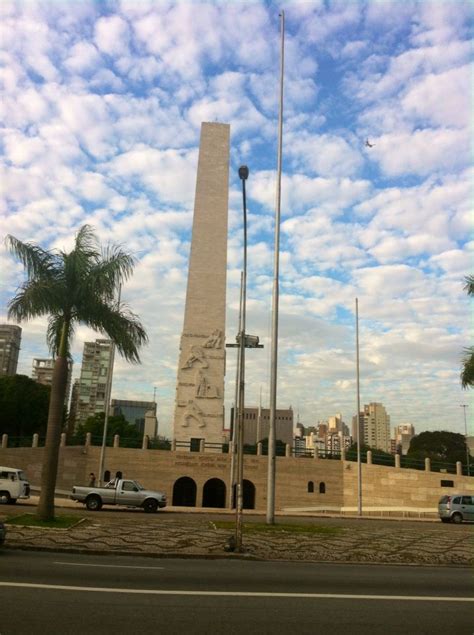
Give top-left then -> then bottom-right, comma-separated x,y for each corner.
6,225 -> 148,520
461,275 -> 474,389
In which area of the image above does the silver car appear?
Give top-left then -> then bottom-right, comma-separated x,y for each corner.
438,494 -> 474,524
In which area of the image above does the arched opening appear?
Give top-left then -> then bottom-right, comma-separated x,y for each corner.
243,479 -> 255,509
172,476 -> 197,507
319,482 -> 326,494
202,478 -> 226,508
307,481 -> 314,493
230,480 -> 256,509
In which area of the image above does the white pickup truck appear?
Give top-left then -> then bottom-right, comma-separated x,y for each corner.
0,466 -> 31,504
70,478 -> 167,513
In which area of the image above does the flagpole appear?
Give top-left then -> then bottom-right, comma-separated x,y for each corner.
267,10 -> 285,525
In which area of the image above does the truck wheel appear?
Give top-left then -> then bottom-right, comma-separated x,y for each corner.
0,491 -> 11,504
7,498 -> 17,505
143,499 -> 158,513
451,512 -> 463,524
86,495 -> 102,511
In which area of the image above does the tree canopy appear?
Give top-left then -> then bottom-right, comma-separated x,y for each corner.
0,374 -> 51,438
407,430 -> 470,464
6,225 -> 147,520
461,275 -> 474,388
75,412 -> 142,447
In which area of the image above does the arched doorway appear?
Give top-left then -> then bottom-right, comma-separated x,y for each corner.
202,478 -> 226,508
172,476 -> 197,506
243,479 -> 255,509
231,480 -> 256,509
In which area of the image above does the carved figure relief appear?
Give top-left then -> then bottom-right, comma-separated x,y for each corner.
181,400 -> 206,428
203,329 -> 223,349
195,370 -> 219,399
181,345 -> 208,369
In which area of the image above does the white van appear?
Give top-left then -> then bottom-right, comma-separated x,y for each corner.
0,466 -> 30,504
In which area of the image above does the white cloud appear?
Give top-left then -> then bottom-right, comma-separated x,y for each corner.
94,15 -> 130,57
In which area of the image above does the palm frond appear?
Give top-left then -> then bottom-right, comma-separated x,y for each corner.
5,235 -> 58,280
7,279 -> 64,322
463,275 -> 474,297
461,346 -> 474,389
79,299 -> 148,364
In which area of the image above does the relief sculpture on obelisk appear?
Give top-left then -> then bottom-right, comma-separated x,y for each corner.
172,122 -> 230,450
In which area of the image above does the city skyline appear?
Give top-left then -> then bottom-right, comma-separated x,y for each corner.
1,1 -> 471,439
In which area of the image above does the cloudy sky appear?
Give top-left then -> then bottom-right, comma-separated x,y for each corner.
1,0 -> 472,440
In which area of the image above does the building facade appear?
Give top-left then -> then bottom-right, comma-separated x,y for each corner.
32,357 -> 73,406
231,406 -> 294,446
112,399 -> 157,438
0,325 -> 22,376
74,339 -> 113,426
394,423 -> 415,455
361,402 -> 391,452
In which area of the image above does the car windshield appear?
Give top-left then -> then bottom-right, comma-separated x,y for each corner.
439,496 -> 450,503
18,471 -> 28,481
133,481 -> 145,491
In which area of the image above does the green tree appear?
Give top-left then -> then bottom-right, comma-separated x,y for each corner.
346,443 -> 394,465
6,225 -> 147,520
0,374 -> 51,438
461,275 -> 474,388
407,431 -> 469,464
75,412 -> 141,447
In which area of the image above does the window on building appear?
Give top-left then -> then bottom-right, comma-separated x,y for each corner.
319,482 -> 326,494
307,481 -> 314,493
440,480 -> 454,487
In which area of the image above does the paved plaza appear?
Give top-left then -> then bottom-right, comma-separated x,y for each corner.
1,497 -> 472,567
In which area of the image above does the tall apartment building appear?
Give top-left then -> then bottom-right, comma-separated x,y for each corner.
32,357 -> 73,406
359,402 -> 391,452
394,423 -> 415,455
0,325 -> 22,376
74,339 -> 113,426
231,406 -> 294,446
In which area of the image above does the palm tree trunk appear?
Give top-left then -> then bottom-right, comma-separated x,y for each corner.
37,324 -> 69,521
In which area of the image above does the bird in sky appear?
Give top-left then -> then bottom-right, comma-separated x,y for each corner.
365,139 -> 375,147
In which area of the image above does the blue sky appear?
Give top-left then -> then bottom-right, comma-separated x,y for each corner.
1,0 -> 472,439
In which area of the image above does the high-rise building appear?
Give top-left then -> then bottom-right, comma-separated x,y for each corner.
112,399 -> 158,437
394,423 -> 415,455
0,325 -> 22,376
361,402 -> 391,452
32,357 -> 73,406
74,339 -> 113,426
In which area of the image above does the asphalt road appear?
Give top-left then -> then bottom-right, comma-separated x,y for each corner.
1,551 -> 472,634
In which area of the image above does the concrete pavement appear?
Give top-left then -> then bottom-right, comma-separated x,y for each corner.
1,495 -> 473,566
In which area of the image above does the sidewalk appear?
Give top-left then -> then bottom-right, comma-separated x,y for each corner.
2,496 -> 473,566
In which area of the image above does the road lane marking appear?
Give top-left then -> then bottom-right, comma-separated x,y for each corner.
0,583 -> 472,602
54,562 -> 165,570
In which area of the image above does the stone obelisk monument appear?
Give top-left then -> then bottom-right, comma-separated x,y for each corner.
173,122 -> 230,450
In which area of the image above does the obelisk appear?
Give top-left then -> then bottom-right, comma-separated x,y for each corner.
173,122 -> 230,449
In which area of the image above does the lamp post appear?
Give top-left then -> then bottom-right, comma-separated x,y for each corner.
235,165 -> 249,551
98,284 -> 121,486
460,404 -> 470,476
355,297 -> 362,515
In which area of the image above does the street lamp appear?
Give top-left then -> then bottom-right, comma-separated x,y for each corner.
460,404 -> 470,476
236,164 -> 248,552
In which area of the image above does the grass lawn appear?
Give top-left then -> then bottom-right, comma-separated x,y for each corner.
212,521 -> 343,536
5,513 -> 82,529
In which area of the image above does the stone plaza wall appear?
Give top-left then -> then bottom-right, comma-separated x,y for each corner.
2,445 -> 472,512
